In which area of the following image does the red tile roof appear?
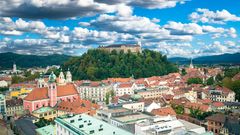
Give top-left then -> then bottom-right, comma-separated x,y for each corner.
0,76 -> 12,81
57,98 -> 99,115
118,83 -> 133,88
212,102 -> 224,107
185,102 -> 210,112
107,77 -> 132,83
198,99 -> 212,104
206,113 -> 226,123
151,107 -> 176,116
233,73 -> 240,80
24,84 -> 78,101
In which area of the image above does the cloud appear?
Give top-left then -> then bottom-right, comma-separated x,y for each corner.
88,14 -> 196,42
189,8 -> 240,24
0,0 -> 189,19
96,0 -> 189,9
89,14 -> 165,34
0,0 -> 120,19
198,41 -> 240,56
163,21 -> 237,38
164,21 -> 203,35
72,27 -> 136,45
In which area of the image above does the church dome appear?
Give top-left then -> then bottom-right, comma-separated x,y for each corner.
48,71 -> 56,83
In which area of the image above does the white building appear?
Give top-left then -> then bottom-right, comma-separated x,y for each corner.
122,102 -> 145,112
96,107 -> 133,123
184,90 -> 198,103
13,63 -> 17,73
145,101 -> 161,113
0,80 -> 8,88
114,83 -> 134,97
77,81 -> 112,102
209,87 -> 235,102
55,114 -> 133,135
135,116 -> 206,135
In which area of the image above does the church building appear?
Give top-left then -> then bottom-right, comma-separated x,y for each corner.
23,70 -> 78,112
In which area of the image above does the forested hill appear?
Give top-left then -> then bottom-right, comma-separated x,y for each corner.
63,49 -> 178,80
0,52 -> 71,69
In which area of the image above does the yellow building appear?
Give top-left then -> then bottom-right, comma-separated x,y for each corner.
10,88 -> 32,98
32,107 -> 58,121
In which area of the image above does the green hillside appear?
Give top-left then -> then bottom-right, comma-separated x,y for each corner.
0,52 -> 71,69
63,49 -> 178,80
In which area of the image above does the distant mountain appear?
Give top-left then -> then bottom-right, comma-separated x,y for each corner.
168,57 -> 189,64
168,53 -> 240,65
0,52 -> 71,69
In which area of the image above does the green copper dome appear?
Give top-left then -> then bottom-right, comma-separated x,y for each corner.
48,71 -> 56,83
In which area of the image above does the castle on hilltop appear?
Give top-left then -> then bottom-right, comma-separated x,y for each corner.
98,41 -> 142,53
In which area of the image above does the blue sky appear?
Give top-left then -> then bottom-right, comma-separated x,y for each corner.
0,0 -> 239,57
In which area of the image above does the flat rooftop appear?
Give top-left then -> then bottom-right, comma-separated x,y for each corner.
103,107 -> 131,113
179,119 -> 205,134
33,107 -> 55,114
36,125 -> 55,135
113,113 -> 151,124
55,114 -> 133,135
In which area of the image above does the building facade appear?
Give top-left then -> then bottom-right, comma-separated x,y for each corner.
23,72 -> 79,112
0,94 -> 6,116
99,43 -> 142,53
114,83 -> 134,97
77,81 -> 112,102
6,98 -> 24,117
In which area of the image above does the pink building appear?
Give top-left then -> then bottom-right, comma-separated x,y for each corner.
23,72 -> 79,113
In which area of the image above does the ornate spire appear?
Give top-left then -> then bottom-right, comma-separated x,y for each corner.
189,58 -> 194,68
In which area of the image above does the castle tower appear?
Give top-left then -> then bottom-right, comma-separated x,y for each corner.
48,72 -> 57,107
189,58 -> 194,68
66,68 -> 72,83
137,37 -> 143,53
37,72 -> 46,88
58,69 -> 65,85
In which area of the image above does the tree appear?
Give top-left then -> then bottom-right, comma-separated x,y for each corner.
0,87 -> 8,92
35,118 -> 51,128
11,75 -> 24,84
172,104 -> 184,114
187,77 -> 203,85
206,77 -> 214,85
190,108 -> 202,119
222,78 -> 240,101
105,93 -> 110,105
63,49 -> 178,81
215,74 -> 223,82
181,68 -> 187,76
224,68 -> 240,78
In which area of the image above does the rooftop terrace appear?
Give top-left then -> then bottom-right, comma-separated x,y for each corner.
55,114 -> 133,135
